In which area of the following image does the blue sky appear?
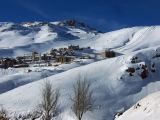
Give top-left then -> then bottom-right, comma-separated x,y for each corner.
0,0 -> 159,31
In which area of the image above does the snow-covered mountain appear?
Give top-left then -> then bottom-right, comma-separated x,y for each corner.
0,20 -> 99,57
1,21 -> 160,120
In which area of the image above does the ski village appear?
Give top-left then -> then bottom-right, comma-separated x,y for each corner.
0,45 -> 116,69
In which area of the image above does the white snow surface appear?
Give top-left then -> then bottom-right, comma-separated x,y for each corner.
115,91 -> 160,120
1,22 -> 160,119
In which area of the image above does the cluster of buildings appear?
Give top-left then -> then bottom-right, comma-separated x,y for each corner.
0,57 -> 29,69
23,45 -> 81,63
0,45 -> 117,69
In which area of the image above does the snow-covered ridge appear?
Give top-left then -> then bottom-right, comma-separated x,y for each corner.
0,21 -> 160,57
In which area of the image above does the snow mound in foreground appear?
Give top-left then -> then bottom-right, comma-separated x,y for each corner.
115,91 -> 160,120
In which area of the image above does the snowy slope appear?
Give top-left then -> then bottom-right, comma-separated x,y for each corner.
1,22 -> 160,119
1,49 -> 160,119
115,91 -> 160,120
94,26 -> 160,53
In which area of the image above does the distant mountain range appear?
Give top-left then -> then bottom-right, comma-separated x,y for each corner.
0,20 -> 101,57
